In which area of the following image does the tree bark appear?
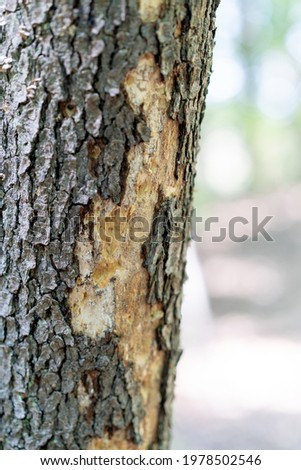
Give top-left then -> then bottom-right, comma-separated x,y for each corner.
1,0 -> 218,450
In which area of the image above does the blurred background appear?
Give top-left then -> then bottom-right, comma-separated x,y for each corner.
173,0 -> 301,449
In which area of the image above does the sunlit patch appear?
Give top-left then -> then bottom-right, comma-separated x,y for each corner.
181,243 -> 213,346
256,52 -> 299,120
215,0 -> 242,40
286,21 -> 301,65
177,328 -> 301,419
208,55 -> 245,103
203,255 -> 285,305
201,129 -> 252,196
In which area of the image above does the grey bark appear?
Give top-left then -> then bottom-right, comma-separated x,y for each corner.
0,0 -> 218,449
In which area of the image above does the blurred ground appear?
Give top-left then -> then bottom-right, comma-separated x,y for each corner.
172,185 -> 301,449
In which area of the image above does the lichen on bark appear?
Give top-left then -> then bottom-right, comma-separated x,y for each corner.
1,0 -> 218,449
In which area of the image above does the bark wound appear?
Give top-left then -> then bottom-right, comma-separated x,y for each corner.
68,53 -> 183,448
139,0 -> 164,23
88,430 -> 139,450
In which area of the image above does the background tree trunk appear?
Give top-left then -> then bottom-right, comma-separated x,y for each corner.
1,0 -> 218,450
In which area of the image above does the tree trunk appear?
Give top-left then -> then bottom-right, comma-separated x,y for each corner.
1,0 -> 218,450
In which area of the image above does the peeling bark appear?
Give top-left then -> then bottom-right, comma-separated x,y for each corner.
1,0 -> 218,449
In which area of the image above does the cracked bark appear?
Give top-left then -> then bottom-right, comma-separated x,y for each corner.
0,0 -> 218,450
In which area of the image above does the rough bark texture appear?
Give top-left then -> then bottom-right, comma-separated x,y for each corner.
1,0 -> 217,449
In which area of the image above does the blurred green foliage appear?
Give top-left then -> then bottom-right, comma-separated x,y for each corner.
196,0 -> 301,205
